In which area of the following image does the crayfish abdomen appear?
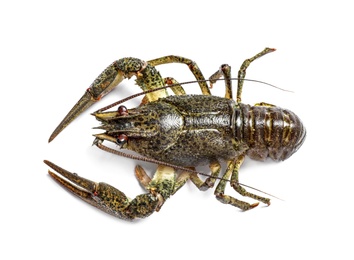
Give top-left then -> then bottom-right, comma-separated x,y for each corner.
238,103 -> 306,162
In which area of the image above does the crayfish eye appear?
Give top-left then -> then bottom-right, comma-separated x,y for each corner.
118,105 -> 128,116
117,134 -> 128,145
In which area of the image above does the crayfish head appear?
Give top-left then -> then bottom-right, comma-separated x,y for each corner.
92,103 -> 164,150
92,100 -> 184,158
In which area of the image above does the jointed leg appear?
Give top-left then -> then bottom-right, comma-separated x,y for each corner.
148,55 -> 211,96
172,162 -> 221,195
164,77 -> 186,96
134,165 -> 152,189
138,77 -> 186,106
172,171 -> 192,195
189,161 -> 221,191
207,48 -> 276,104
230,154 -> 271,205
214,160 -> 259,210
237,48 -> 276,103
209,64 -> 233,99
134,164 -> 177,212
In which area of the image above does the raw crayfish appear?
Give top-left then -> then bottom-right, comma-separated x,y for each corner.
44,48 -> 306,220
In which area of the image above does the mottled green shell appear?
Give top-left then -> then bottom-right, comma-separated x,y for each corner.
103,95 -> 245,166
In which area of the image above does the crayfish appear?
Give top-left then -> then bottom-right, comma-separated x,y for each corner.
45,48 -> 306,220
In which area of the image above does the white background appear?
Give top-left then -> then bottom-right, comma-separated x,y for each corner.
2,1 -> 353,259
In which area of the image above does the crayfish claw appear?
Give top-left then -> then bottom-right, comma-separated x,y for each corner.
44,160 -> 163,220
48,63 -> 126,142
48,91 -> 96,142
44,160 -> 97,202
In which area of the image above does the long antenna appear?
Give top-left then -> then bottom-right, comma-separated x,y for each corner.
94,78 -> 292,113
94,141 -> 282,200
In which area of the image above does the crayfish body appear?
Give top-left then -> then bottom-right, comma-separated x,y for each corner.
45,48 -> 306,220
94,95 -> 305,166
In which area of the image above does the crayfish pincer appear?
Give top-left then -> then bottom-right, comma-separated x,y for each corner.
45,48 -> 306,220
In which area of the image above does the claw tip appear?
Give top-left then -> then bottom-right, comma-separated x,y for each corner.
48,134 -> 56,143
